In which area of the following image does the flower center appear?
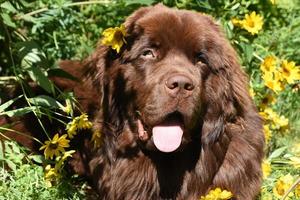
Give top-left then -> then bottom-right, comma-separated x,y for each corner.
114,31 -> 123,41
247,19 -> 255,28
262,97 -> 269,104
282,67 -> 290,76
277,187 -> 285,195
49,141 -> 59,150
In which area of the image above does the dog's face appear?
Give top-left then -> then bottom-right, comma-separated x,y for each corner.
100,5 -> 247,153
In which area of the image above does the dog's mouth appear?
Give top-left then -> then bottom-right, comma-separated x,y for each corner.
137,112 -> 185,153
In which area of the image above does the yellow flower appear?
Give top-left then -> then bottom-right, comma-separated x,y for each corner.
102,24 -> 127,53
231,18 -> 243,26
262,71 -> 284,93
259,108 -> 276,121
280,60 -> 300,84
249,88 -> 255,98
263,125 -> 272,144
272,114 -> 289,130
40,134 -> 70,159
241,12 -> 263,35
260,56 -> 277,73
77,113 -> 93,130
200,188 -> 233,200
289,156 -> 300,168
259,93 -> 276,110
270,0 -> 276,4
44,164 -> 60,187
273,174 -> 294,199
91,130 -> 102,149
66,120 -> 77,139
66,113 -> 93,138
260,108 -> 289,131
295,184 -> 300,197
55,150 -> 76,170
262,160 -> 271,179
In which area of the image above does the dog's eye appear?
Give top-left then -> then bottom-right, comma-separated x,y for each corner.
141,49 -> 156,59
195,52 -> 208,65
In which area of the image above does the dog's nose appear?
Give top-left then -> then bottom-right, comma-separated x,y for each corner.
165,75 -> 194,97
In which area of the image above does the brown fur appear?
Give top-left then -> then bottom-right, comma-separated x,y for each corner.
2,5 -> 264,200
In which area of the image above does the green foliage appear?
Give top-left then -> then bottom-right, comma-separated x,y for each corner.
0,141 -> 86,200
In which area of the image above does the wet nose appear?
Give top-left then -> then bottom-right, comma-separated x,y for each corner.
165,75 -> 194,97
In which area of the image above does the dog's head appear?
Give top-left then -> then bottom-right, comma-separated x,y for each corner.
90,4 -> 255,155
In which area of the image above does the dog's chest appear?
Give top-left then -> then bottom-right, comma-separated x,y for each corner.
95,152 -> 214,200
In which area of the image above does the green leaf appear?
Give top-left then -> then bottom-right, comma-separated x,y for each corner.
0,95 -> 23,113
21,14 -> 37,23
1,13 -> 16,28
1,2 -> 17,13
1,107 -> 36,117
48,68 -> 78,81
27,67 -> 54,94
5,159 -> 16,171
239,42 -> 253,64
16,41 -> 49,69
28,155 -> 44,164
269,146 -> 287,160
16,41 -> 40,60
11,142 -> 21,154
28,95 -> 63,108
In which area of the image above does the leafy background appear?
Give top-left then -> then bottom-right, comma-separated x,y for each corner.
0,0 -> 299,199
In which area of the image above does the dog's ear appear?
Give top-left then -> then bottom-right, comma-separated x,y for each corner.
201,21 -> 261,146
94,7 -> 155,162
124,6 -> 152,34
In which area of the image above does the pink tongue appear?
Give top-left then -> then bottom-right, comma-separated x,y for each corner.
152,125 -> 183,153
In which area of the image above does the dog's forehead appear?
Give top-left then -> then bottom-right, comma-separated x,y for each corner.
135,8 -> 219,49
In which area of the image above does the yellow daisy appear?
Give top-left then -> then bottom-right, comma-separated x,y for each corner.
260,56 -> 277,73
273,174 -> 294,199
259,93 -> 276,110
259,107 -> 277,121
102,24 -> 127,53
66,120 -> 77,139
200,187 -> 233,200
241,11 -> 263,35
77,113 -> 93,130
262,71 -> 284,93
66,113 -> 93,138
280,60 -> 300,84
262,160 -> 271,179
249,87 -> 255,98
295,183 -> 300,198
272,114 -> 289,130
231,18 -> 243,26
40,134 -> 70,159
55,150 -> 76,170
263,125 -> 272,144
44,164 -> 60,187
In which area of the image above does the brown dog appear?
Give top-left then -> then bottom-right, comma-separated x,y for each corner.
2,4 -> 264,200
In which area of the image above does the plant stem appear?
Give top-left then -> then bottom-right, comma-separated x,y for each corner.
0,127 -> 43,145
